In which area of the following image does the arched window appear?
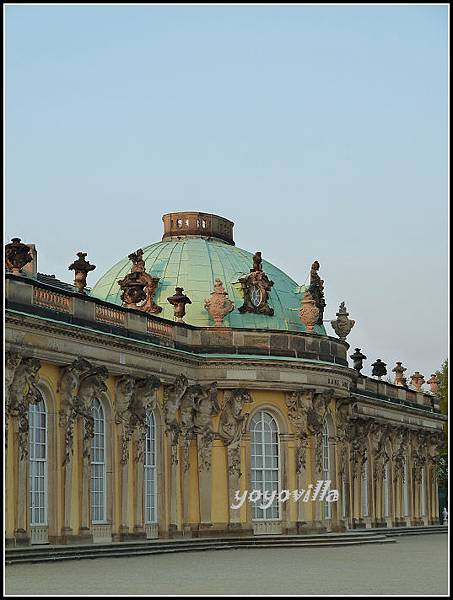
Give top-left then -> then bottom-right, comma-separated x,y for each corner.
383,462 -> 390,517
361,454 -> 369,518
29,399 -> 48,526
250,411 -> 280,521
144,411 -> 157,523
91,399 -> 106,523
322,420 -> 331,519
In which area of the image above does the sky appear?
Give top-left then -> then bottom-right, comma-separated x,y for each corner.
5,4 -> 449,381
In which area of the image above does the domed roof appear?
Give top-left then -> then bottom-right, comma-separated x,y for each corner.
90,212 -> 327,335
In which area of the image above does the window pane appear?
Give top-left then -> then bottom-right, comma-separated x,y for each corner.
250,411 -> 280,521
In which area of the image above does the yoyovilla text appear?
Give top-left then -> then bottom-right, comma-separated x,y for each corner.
231,480 -> 338,510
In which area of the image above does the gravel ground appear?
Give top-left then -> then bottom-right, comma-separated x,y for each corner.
5,534 -> 448,596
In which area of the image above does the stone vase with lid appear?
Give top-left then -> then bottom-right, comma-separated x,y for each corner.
299,290 -> 319,333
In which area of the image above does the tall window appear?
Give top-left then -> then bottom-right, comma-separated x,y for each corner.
383,463 -> 390,517
322,420 -> 331,519
361,454 -> 369,518
250,411 -> 280,520
144,411 -> 157,523
29,400 -> 48,526
91,399 -> 106,523
420,468 -> 426,517
403,461 -> 409,517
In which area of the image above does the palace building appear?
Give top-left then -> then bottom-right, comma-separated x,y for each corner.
5,211 -> 446,546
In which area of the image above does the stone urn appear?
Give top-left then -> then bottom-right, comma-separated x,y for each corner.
410,372 -> 425,391
392,362 -> 407,387
68,252 -> 96,293
330,301 -> 355,341
167,287 -> 192,322
299,290 -> 319,333
350,348 -> 367,374
426,374 -> 440,395
204,279 -> 234,327
5,238 -> 33,273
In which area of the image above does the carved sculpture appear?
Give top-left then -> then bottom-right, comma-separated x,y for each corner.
117,249 -> 162,314
5,351 -> 23,451
204,279 -> 234,326
131,376 -> 161,463
410,372 -> 425,391
306,389 -> 334,472
163,374 -> 188,464
285,390 -> 312,473
115,375 -> 137,464
349,418 -> 373,480
252,252 -> 263,272
392,362 -> 407,387
370,423 -> 391,482
427,374 -> 440,395
350,348 -> 367,374
60,359 -> 107,464
335,400 -> 352,482
411,430 -> 428,483
299,290 -> 319,333
308,261 -> 326,325
167,287 -> 192,322
426,431 -> 446,484
218,389 -> 253,477
5,238 -> 33,273
129,249 -> 145,273
330,302 -> 355,341
193,382 -> 220,471
68,252 -> 96,293
238,254 -> 274,316
371,359 -> 387,380
392,426 -> 410,483
6,355 -> 43,458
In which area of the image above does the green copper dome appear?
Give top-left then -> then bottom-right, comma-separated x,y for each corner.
90,236 -> 326,335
